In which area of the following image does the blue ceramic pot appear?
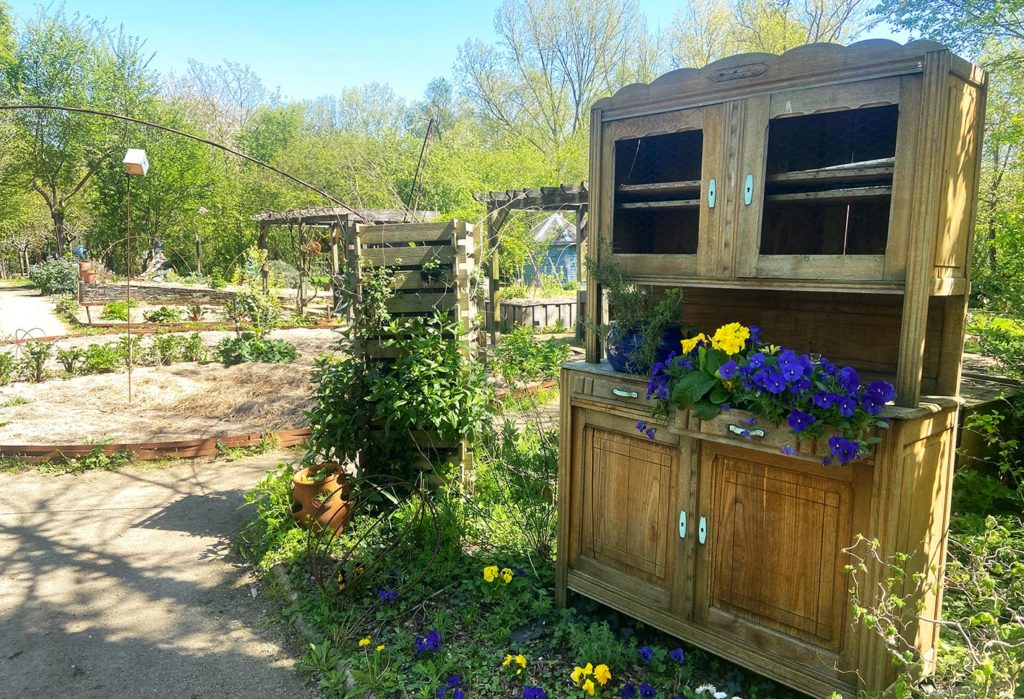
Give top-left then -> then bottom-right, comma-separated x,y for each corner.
606,324 -> 685,374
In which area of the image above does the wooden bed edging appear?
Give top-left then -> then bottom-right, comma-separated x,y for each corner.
0,427 -> 312,463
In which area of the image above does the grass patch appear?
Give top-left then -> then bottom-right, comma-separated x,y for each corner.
0,396 -> 30,408
238,423 -> 799,699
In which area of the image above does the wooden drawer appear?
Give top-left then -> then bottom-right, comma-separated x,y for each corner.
569,372 -> 652,411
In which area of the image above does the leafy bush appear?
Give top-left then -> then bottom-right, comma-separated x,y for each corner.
53,295 -> 80,322
100,300 -> 135,321
56,347 -> 85,376
148,333 -> 184,365
143,306 -> 183,323
471,420 -> 559,560
117,335 -> 142,368
0,352 -> 14,385
495,325 -> 571,385
266,259 -> 300,288
498,282 -> 530,301
215,333 -> 297,366
19,342 -> 53,383
182,333 -> 208,363
968,313 -> 1024,377
29,256 -> 78,295
186,304 -> 204,322
82,342 -> 121,374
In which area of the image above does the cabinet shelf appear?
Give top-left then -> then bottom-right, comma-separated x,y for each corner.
617,180 -> 701,196
765,158 -> 895,186
618,199 -> 701,210
764,185 -> 892,203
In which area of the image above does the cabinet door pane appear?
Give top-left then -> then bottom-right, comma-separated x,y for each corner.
582,425 -> 677,586
703,447 -> 852,653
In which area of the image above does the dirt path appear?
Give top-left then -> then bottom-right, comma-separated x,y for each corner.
0,452 -> 318,698
0,285 -> 66,339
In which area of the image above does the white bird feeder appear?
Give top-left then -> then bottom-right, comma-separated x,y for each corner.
123,148 -> 149,177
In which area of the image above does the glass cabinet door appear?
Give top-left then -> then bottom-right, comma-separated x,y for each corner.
735,78 -> 911,282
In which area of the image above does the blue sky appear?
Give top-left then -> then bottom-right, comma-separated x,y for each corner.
6,1 -> 906,102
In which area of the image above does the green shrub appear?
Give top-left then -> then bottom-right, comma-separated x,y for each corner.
495,325 -> 571,385
148,333 -> 183,365
29,256 -> 78,295
53,295 -> 80,322
215,333 -> 297,366
82,342 -> 121,374
100,300 -> 135,321
186,304 -> 204,322
182,333 -> 208,363
56,347 -> 86,376
143,306 -> 183,323
0,352 -> 14,385
497,282 -> 529,300
19,342 -> 53,383
117,335 -> 143,368
968,313 -> 1024,378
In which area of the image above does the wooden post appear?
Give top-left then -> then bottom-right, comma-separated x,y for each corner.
329,221 -> 342,318
486,208 -> 509,347
258,221 -> 270,294
585,108 -> 604,363
297,222 -> 307,314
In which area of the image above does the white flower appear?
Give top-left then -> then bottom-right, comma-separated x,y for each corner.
694,685 -> 716,695
714,693 -> 727,699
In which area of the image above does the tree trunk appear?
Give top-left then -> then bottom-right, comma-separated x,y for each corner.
51,207 -> 67,256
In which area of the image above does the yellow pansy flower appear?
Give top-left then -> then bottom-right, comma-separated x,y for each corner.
594,664 -> 611,686
503,654 -> 513,667
358,637 -> 371,647
375,644 -> 385,653
710,322 -> 750,356
483,565 -> 499,583
681,333 -> 707,355
515,654 -> 527,668
501,567 -> 513,584
582,678 -> 596,696
571,666 -> 585,684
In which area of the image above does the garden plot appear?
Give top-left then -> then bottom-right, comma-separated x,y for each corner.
0,328 -> 337,444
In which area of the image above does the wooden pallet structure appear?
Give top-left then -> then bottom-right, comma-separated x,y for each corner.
343,219 -> 482,482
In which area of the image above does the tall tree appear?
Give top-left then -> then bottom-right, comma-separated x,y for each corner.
3,8 -> 156,254
456,0 -> 659,153
671,0 -> 870,68
875,0 -> 1024,56
165,59 -> 278,143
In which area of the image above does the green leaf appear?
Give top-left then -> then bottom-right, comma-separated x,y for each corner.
671,370 -> 718,406
691,399 -> 721,421
709,386 -> 731,404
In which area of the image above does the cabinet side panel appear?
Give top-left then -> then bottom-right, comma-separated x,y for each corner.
935,78 -> 982,273
897,413 -> 957,672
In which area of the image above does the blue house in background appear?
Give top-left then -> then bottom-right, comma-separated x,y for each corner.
523,213 -> 578,286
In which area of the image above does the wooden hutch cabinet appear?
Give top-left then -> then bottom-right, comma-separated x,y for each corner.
556,41 -> 986,697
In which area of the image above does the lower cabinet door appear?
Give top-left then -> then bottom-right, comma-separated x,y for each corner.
567,408 -> 690,615
695,442 -> 859,675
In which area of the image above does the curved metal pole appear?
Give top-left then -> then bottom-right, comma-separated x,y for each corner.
0,103 -> 361,218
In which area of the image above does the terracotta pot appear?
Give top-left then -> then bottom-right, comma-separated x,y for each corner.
82,271 -> 97,284
290,465 -> 351,533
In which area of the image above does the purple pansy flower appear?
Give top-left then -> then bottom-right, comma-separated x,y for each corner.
639,645 -> 653,663
378,589 -> 398,604
747,351 -> 766,369
781,444 -> 797,456
640,682 -> 656,698
718,360 -> 738,380
523,689 -> 548,699
669,647 -> 686,664
620,685 -> 637,699
813,391 -> 835,409
787,409 -> 816,433
765,371 -> 787,394
828,436 -> 861,464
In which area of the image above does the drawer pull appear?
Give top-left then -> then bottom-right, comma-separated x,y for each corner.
678,511 -> 687,539
612,388 -> 639,398
698,515 -> 708,545
728,424 -> 765,439
744,174 -> 754,205
707,178 -> 716,208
